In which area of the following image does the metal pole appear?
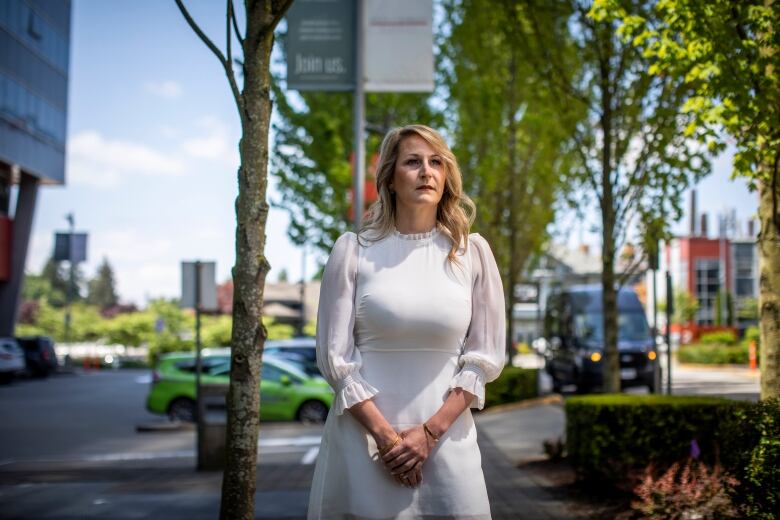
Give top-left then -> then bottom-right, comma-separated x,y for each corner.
352,0 -> 365,233
665,270 -> 673,395
65,213 -> 75,342
652,267 -> 659,393
195,261 -> 202,429
299,244 -> 306,336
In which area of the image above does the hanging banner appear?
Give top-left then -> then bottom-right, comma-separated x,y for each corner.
364,0 -> 433,92
286,0 -> 355,91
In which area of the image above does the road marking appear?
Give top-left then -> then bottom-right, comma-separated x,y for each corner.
301,447 -> 319,465
257,435 -> 321,447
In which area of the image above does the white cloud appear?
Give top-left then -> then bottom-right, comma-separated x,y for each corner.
66,131 -> 186,189
180,116 -> 240,166
144,80 -> 182,99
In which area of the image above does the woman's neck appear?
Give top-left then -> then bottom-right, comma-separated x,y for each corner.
394,208 -> 437,234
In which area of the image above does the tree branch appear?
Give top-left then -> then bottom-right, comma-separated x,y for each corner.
270,0 -> 295,31
229,0 -> 245,47
174,0 -> 245,118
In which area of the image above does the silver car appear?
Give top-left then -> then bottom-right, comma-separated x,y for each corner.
0,337 -> 25,384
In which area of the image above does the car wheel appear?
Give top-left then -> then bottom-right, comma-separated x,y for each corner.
297,400 -> 328,424
168,398 -> 196,423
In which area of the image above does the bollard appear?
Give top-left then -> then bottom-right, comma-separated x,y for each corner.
749,340 -> 757,371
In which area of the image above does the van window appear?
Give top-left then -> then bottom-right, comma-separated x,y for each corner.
573,311 -> 650,343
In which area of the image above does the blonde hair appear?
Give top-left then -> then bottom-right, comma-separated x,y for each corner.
359,124 -> 476,263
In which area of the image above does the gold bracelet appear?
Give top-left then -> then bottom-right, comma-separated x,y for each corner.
423,422 -> 440,443
378,434 -> 401,457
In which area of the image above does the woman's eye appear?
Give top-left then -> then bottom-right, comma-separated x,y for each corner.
407,159 -> 420,166
431,159 -> 442,166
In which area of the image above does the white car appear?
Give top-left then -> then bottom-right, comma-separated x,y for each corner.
0,338 -> 25,383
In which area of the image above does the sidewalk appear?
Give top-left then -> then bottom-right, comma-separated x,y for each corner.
0,401 -> 569,520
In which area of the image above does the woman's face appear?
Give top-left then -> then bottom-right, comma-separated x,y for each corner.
389,134 -> 446,213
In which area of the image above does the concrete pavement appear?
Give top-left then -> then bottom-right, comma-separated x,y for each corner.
0,400 -> 571,520
0,362 -> 760,519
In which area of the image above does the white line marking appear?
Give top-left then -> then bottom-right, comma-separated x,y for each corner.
301,447 -> 319,465
257,435 -> 321,447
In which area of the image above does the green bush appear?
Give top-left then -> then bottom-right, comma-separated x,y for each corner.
678,343 -> 750,365
719,398 -> 780,519
484,367 -> 538,408
565,395 -> 780,519
700,330 -> 737,345
565,394 -> 740,483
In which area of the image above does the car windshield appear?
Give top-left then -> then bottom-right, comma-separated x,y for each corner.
573,312 -> 650,343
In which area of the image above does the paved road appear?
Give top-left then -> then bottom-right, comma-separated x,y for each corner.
0,369 -> 322,466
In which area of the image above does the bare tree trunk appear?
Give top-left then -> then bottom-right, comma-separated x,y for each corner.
758,169 -> 780,399
599,41 -> 620,394
174,2 -> 293,519
505,51 -> 518,357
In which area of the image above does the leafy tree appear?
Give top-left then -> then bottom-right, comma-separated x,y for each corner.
442,0 -> 584,354
87,257 -> 119,310
593,0 -> 780,398
174,1 -> 293,515
276,268 -> 289,283
271,74 -> 442,254
515,0 -> 711,392
22,272 -> 65,307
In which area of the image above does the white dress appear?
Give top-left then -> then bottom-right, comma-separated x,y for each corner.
307,226 -> 506,520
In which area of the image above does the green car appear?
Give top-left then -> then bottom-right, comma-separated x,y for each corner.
146,350 -> 333,423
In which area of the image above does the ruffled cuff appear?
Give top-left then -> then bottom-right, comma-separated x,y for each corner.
449,363 -> 487,409
334,372 -> 379,415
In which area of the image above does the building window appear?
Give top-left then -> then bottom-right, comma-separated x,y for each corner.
695,259 -> 720,325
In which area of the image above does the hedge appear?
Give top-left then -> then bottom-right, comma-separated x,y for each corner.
484,367 -> 538,408
678,343 -> 751,365
565,395 -> 779,518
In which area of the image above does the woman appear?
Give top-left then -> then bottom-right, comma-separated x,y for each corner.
307,124 -> 505,519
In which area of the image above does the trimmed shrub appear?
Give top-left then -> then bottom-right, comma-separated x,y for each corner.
720,398 -> 780,519
565,394 -> 742,484
678,343 -> 750,365
484,367 -> 538,408
700,330 -> 737,345
565,395 -> 780,519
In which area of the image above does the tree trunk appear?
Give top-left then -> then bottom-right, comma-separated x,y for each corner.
220,16 -> 275,520
599,38 -> 620,394
758,175 -> 780,399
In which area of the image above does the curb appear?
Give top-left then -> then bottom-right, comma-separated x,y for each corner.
479,394 -> 563,415
136,420 -> 194,433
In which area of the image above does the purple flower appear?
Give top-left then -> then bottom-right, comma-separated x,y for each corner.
690,439 -> 701,459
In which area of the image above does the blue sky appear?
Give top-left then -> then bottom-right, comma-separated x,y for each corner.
25,0 -> 758,306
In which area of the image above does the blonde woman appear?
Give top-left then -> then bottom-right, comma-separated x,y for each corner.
307,124 -> 506,519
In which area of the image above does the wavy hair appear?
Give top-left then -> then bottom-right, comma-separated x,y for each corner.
359,124 -> 476,263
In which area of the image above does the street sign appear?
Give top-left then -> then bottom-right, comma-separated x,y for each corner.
54,232 -> 88,262
181,261 -> 218,311
286,0 -> 355,91
364,0 -> 433,92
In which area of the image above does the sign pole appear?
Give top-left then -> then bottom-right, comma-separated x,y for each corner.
195,260 -> 203,466
665,270 -> 673,395
353,0 -> 365,233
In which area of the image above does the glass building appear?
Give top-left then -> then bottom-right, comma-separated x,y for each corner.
0,0 -> 71,335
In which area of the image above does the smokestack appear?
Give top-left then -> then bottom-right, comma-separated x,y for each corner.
701,213 -> 708,237
690,189 -> 697,237
748,219 -> 755,237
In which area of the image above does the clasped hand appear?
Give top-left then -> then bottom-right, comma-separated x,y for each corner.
380,425 -> 433,488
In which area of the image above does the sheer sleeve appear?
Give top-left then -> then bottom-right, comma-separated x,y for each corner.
316,232 -> 378,415
449,233 -> 506,409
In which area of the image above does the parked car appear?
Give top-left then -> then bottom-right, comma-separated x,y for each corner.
146,351 -> 333,423
0,337 -> 26,384
15,336 -> 58,377
263,337 -> 318,376
543,284 -> 657,393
